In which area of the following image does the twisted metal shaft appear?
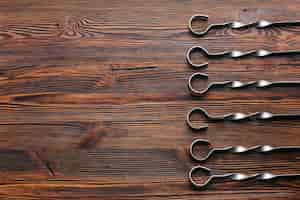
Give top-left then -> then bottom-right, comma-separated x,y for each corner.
186,46 -> 300,68
189,165 -> 300,189
187,107 -> 300,130
190,139 -> 300,162
188,72 -> 300,96
188,14 -> 300,37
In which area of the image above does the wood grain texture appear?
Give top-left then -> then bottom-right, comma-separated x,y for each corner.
0,0 -> 300,199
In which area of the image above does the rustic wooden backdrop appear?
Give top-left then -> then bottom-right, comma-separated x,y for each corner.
0,0 -> 300,199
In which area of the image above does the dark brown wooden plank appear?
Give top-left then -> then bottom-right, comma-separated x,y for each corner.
0,0 -> 300,199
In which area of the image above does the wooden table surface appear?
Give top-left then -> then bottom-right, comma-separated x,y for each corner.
1,0 -> 300,199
